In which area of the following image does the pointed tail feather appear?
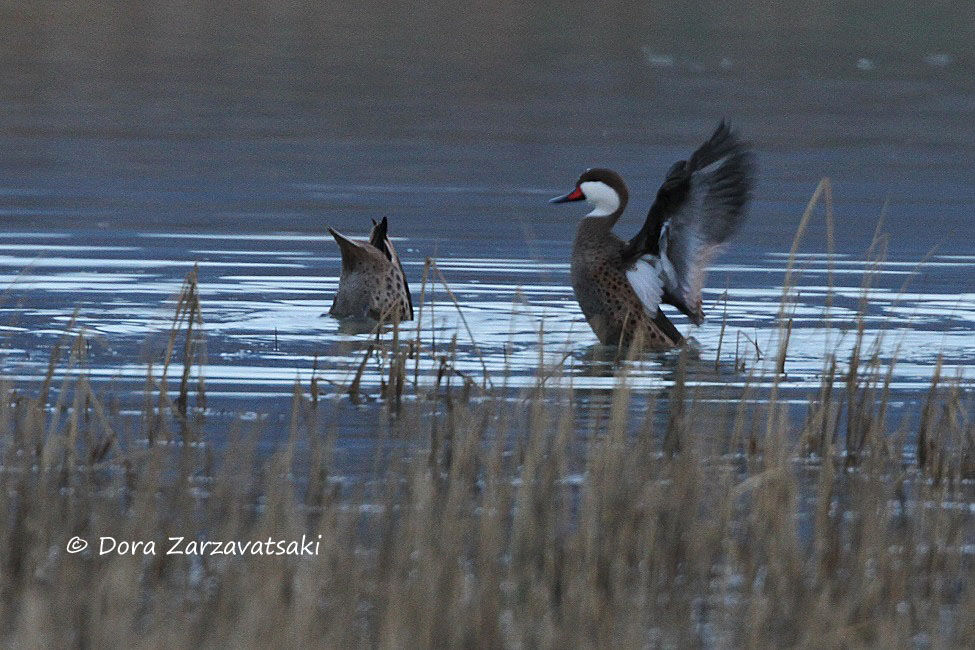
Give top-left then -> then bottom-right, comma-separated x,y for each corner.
328,227 -> 369,272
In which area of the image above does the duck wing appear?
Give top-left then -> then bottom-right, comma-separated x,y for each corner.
370,216 -> 414,320
368,217 -> 391,259
622,121 -> 754,324
384,232 -> 414,320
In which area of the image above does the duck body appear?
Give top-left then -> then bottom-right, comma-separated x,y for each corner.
552,122 -> 754,350
327,217 -> 413,323
571,218 -> 683,349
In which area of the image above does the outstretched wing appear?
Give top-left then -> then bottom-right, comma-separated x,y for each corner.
623,121 -> 754,324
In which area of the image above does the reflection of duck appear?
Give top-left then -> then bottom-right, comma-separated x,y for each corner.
327,217 -> 414,322
550,122 -> 754,349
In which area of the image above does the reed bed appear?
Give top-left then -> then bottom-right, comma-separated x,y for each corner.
1,188 -> 973,647
0,289 -> 971,647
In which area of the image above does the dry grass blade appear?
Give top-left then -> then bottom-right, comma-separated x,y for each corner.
774,177 -> 832,376
429,258 -> 493,389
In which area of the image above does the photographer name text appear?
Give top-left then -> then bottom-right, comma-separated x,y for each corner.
66,535 -> 323,556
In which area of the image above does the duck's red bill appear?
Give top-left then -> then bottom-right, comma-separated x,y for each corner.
549,186 -> 584,203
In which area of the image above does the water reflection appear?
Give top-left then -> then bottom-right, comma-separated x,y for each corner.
0,230 -> 970,419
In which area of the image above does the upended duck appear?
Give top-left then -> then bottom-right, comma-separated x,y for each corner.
327,217 -> 414,323
550,121 -> 755,350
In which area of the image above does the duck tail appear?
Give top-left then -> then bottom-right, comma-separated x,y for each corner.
328,227 -> 368,272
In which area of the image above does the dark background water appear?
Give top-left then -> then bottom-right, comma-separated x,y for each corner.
1,1 -> 972,253
0,1 -> 972,451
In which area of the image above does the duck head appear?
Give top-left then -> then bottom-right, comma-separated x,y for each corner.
549,168 -> 629,218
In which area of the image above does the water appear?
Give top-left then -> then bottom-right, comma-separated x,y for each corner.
0,230 -> 971,423
0,1 -> 972,445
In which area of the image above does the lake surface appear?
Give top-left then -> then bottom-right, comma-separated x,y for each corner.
0,1 -> 972,447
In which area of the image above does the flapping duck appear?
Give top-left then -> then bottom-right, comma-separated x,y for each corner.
550,122 -> 755,349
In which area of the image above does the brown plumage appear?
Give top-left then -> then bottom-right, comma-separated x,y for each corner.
551,122 -> 754,350
327,217 -> 413,323
571,215 -> 684,349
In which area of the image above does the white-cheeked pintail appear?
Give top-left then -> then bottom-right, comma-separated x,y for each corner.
550,121 -> 755,349
327,217 -> 414,323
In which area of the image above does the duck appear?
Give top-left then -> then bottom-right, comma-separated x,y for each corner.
549,121 -> 754,350
327,217 -> 414,323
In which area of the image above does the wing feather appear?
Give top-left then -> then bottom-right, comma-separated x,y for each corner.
624,121 -> 754,324
625,256 -> 664,314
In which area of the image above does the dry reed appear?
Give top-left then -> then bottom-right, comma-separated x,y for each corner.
0,189 -> 972,647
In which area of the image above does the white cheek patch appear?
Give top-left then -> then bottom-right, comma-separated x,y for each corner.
579,181 -> 619,216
